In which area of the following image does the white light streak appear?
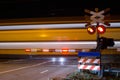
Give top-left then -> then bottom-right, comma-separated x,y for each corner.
0,22 -> 120,30
0,41 -> 119,49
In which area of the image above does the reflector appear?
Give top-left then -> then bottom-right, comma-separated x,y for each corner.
43,49 -> 49,52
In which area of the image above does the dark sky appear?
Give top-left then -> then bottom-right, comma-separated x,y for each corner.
0,0 -> 119,19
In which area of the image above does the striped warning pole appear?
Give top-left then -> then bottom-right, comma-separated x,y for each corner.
78,64 -> 100,71
78,58 -> 100,64
78,51 -> 101,76
78,57 -> 100,71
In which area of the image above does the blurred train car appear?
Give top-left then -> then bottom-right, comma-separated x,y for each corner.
0,17 -> 120,58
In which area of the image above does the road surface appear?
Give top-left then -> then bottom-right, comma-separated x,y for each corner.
0,57 -> 77,80
0,55 -> 119,80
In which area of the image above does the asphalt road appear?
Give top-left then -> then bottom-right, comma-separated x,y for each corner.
0,57 -> 77,80
0,55 -> 119,80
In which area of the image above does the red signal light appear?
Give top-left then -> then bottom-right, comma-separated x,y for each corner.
62,48 -> 69,54
87,26 -> 96,34
25,48 -> 31,52
97,25 -> 106,34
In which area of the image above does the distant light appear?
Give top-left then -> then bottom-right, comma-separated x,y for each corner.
52,58 -> 56,62
59,58 -> 65,62
25,48 -> 31,52
62,48 -> 69,54
43,49 -> 49,52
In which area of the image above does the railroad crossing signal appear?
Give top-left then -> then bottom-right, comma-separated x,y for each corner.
84,8 -> 114,77
90,9 -> 104,24
85,8 -> 114,50
87,25 -> 96,34
96,25 -> 106,34
87,25 -> 106,34
85,8 -> 110,24
85,8 -> 110,35
98,37 -> 115,49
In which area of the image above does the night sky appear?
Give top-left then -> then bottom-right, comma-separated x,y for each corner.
0,0 -> 119,19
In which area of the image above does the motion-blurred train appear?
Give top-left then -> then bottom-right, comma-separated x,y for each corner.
0,17 -> 120,57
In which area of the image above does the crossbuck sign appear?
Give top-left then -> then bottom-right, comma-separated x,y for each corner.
90,10 -> 104,24
85,8 -> 110,24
